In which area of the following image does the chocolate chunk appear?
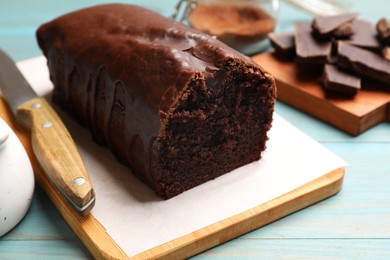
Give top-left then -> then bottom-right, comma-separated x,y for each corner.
376,18 -> 390,45
337,42 -> 390,85
268,32 -> 295,56
344,19 -> 382,51
294,22 -> 332,65
312,13 -> 358,39
333,22 -> 354,39
383,46 -> 390,61
322,64 -> 361,95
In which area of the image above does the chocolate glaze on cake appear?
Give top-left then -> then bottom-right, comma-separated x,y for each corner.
36,4 -> 276,199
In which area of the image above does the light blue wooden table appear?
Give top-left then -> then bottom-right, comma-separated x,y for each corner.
1,0 -> 389,259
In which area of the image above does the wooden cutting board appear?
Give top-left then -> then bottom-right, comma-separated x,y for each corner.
253,52 -> 390,136
0,96 -> 344,259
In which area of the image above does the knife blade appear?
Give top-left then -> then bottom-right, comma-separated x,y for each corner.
0,49 -> 95,215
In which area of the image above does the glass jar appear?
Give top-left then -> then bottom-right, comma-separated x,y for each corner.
172,0 -> 279,55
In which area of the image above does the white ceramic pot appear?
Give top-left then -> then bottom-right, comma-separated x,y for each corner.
0,117 -> 34,237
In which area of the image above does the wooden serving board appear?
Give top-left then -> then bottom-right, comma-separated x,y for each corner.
0,96 -> 345,259
253,52 -> 390,136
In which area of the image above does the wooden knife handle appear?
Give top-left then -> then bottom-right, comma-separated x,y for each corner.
16,97 -> 94,213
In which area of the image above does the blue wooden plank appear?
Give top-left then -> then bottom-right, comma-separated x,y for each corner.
1,0 -> 390,258
0,0 -> 177,61
0,0 -> 177,32
0,36 -> 42,61
0,240 -> 90,259
193,239 -> 390,259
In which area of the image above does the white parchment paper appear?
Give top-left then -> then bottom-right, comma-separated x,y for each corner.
18,57 -> 346,257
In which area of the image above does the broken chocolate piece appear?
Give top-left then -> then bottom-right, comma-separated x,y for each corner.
345,19 -> 381,51
333,22 -> 354,39
322,64 -> 361,95
383,46 -> 390,61
294,22 -> 332,65
312,13 -> 358,39
337,42 -> 390,85
376,18 -> 390,45
268,32 -> 295,56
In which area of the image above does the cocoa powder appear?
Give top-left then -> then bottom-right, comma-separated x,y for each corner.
189,4 -> 276,51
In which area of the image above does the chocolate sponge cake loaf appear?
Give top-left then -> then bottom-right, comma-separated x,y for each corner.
36,4 -> 276,199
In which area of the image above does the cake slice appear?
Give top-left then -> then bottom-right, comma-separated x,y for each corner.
36,4 -> 276,199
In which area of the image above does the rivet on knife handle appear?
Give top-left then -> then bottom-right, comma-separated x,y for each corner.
16,97 -> 95,215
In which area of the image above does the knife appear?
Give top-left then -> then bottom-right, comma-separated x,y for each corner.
0,50 -> 95,216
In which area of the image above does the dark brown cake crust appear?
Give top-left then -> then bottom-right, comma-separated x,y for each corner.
36,4 -> 276,199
